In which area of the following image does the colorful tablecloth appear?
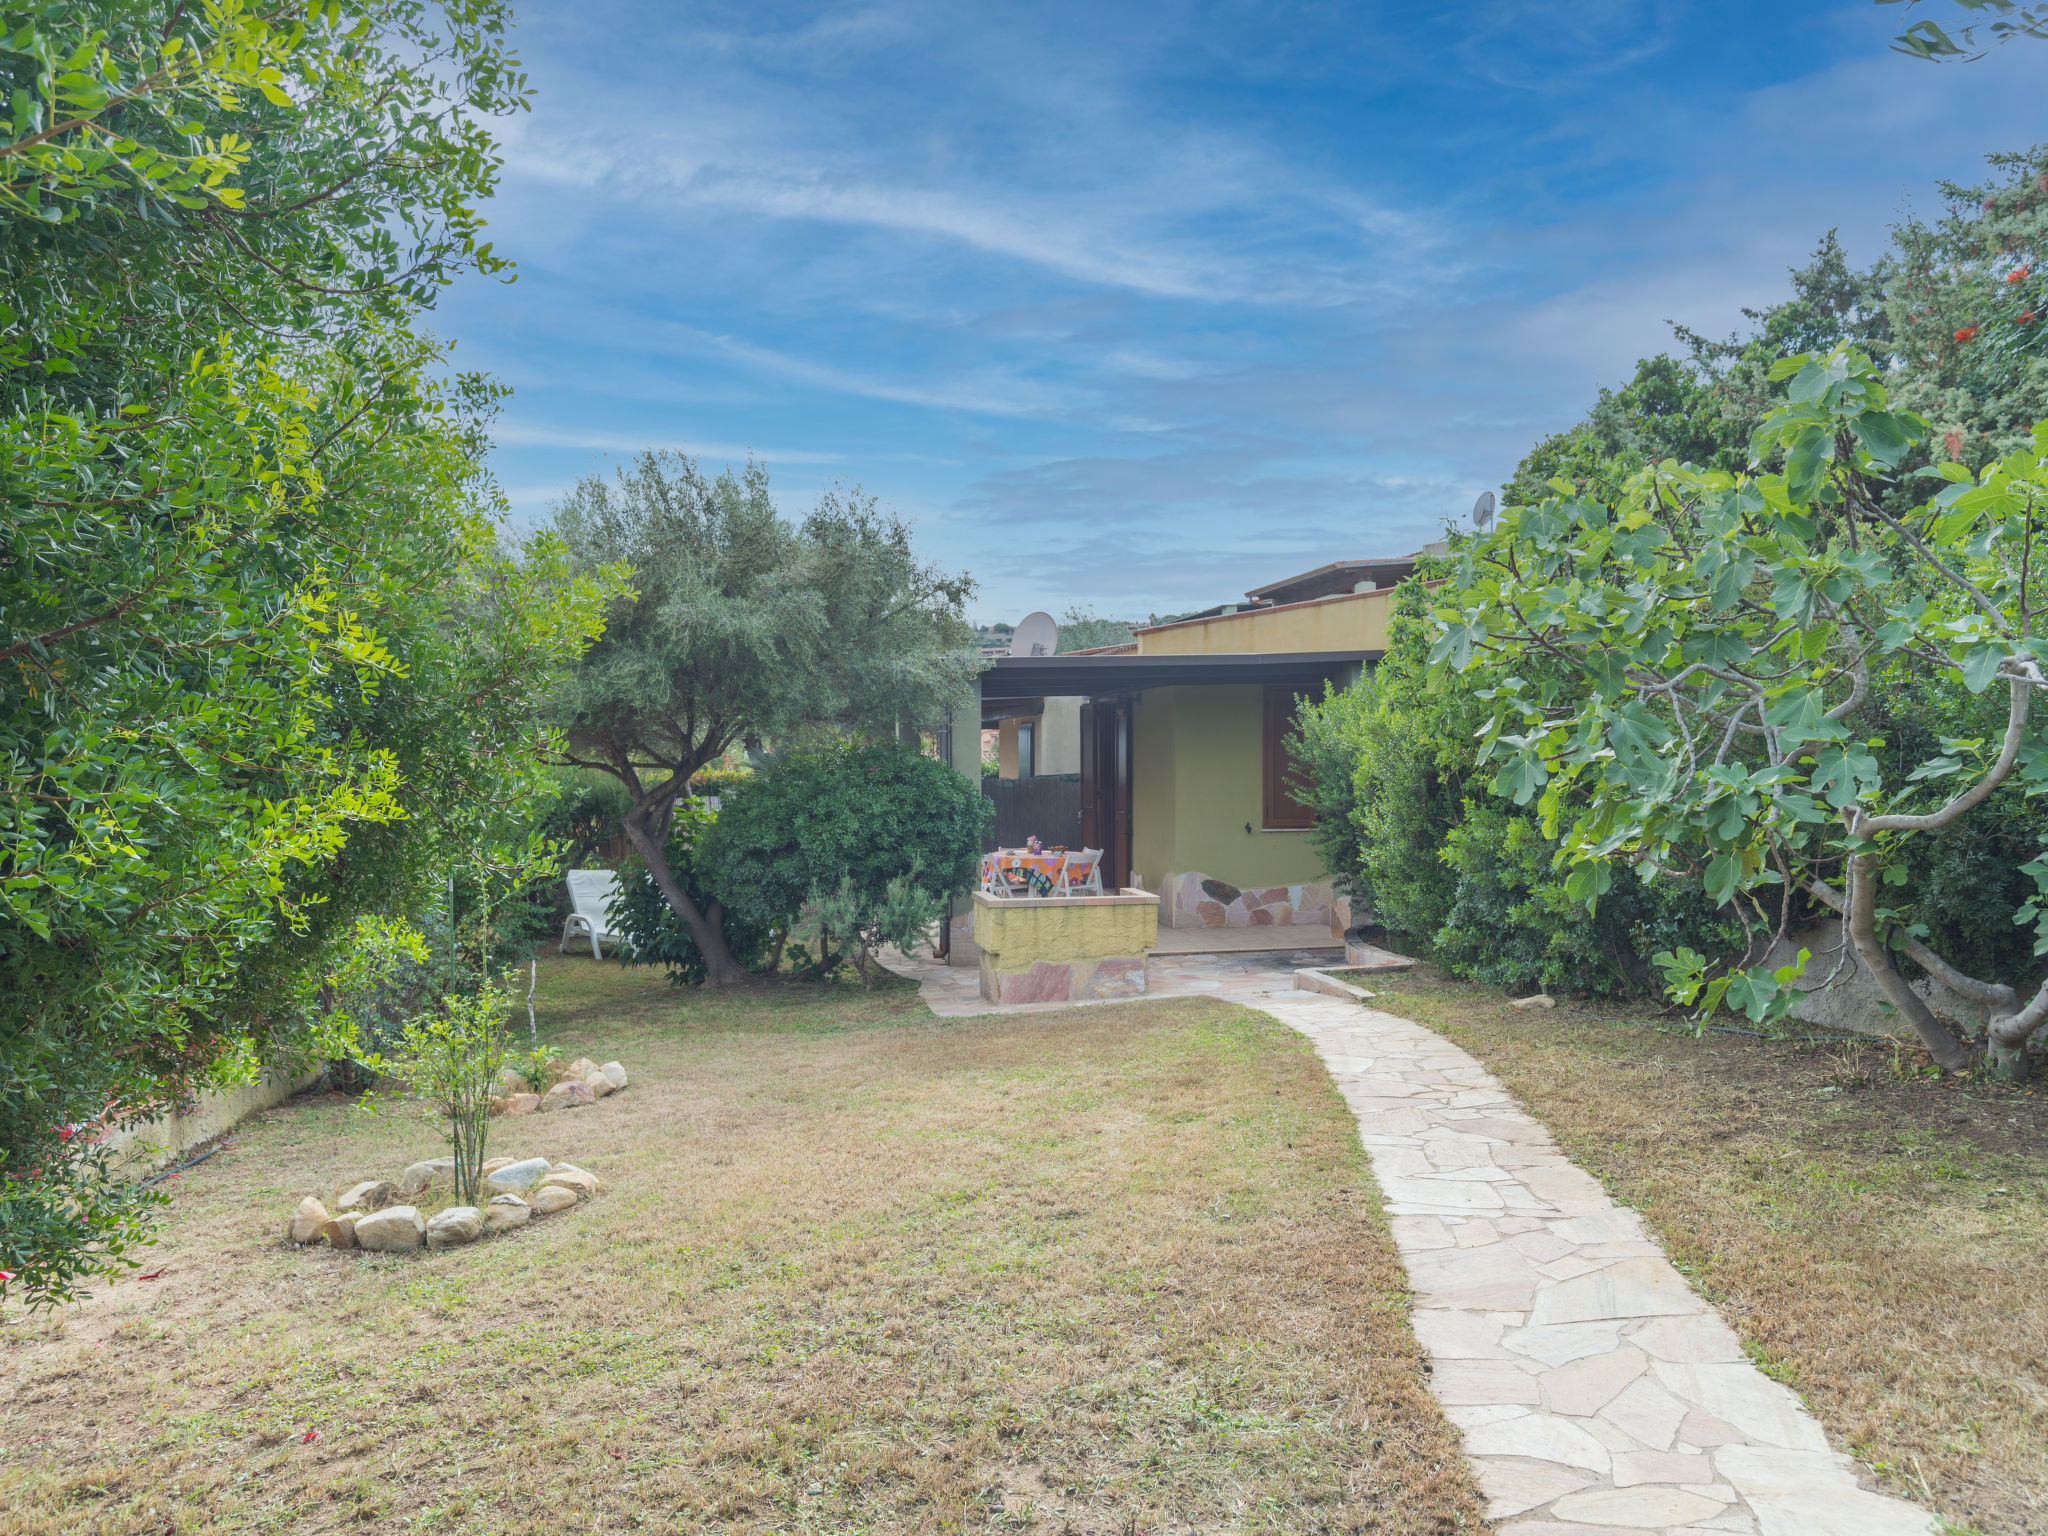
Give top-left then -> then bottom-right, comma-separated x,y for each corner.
990,848 -> 1065,896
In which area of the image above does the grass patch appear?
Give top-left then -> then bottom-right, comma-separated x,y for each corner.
0,954 -> 1482,1535
1364,969 -> 2048,1536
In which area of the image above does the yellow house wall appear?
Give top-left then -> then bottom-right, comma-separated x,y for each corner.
972,892 -> 1159,968
1128,685 -> 1327,895
1136,588 -> 1392,655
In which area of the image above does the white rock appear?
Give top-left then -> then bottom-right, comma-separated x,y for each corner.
321,1213 -> 360,1249
353,1205 -> 425,1252
336,1179 -> 396,1213
530,1184 -> 578,1215
484,1194 -> 531,1232
483,1157 -> 551,1193
564,1056 -> 600,1081
287,1196 -> 331,1245
1509,993 -> 1556,1009
425,1206 -> 482,1249
541,1080 -> 594,1112
601,1061 -> 627,1090
399,1157 -> 455,1196
585,1069 -> 616,1098
541,1167 -> 600,1199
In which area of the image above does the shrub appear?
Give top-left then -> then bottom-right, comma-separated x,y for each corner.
793,871 -> 951,985
0,1140 -> 168,1311
703,741 -> 991,939
687,767 -> 754,798
383,983 -> 514,1207
610,801 -> 775,985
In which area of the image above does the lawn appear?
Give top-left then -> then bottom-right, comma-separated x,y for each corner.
1362,970 -> 2048,1536
0,954 -> 1483,1536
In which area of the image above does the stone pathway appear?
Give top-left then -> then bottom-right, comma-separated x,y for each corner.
883,948 -> 1935,1536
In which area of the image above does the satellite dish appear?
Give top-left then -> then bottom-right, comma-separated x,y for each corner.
1012,610 -> 1059,657
1473,491 -> 1497,530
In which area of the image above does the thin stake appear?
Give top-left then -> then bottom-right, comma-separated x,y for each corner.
527,957 -> 538,1048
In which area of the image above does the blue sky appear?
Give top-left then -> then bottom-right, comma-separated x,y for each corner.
435,1 -> 2043,625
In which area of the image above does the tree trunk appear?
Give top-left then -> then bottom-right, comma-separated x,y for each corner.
1845,852 -> 1975,1071
622,805 -> 750,988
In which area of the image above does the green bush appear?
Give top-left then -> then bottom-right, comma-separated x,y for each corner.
0,1140 -> 168,1312
704,741 -> 991,940
687,767 -> 754,798
610,802 -> 775,986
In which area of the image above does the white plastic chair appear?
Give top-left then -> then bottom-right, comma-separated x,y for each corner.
980,852 -> 1016,898
561,869 -> 627,958
1057,848 -> 1105,896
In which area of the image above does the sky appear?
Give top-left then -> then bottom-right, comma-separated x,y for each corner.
433,1 -> 2045,626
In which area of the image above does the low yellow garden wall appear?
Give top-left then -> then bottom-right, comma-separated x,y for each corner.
972,889 -> 1159,1004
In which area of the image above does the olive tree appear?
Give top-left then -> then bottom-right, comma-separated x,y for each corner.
551,455 -> 982,986
1434,347 -> 2048,1077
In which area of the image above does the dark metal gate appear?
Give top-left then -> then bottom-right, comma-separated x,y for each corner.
981,774 -> 1083,853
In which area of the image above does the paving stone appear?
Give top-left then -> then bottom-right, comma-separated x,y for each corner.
1462,1411 -> 1611,1474
1507,1229 -> 1578,1264
1410,1309 -> 1509,1359
1389,1214 -> 1457,1250
1407,1241 -> 1543,1310
1630,1315 -> 1750,1365
1538,1344 -> 1648,1415
1530,1257 -> 1704,1326
1429,1359 -> 1543,1406
1500,1525 -> 1655,1536
1714,1447 -> 1935,1536
1612,1450 -> 1717,1486
1675,1409 -> 1749,1449
1446,1403 -> 1532,1428
1472,1456 -> 1598,1519
1598,1376 -> 1694,1452
1550,1488 -> 1726,1526
1650,1364 -> 1830,1453
1502,1321 -> 1625,1368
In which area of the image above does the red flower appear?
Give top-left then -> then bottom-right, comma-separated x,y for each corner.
56,1125 -> 74,1140
0,1270 -> 15,1283
301,1429 -> 320,1444
2008,267 -> 2032,283
1955,326 -> 1979,342
2023,312 -> 2039,325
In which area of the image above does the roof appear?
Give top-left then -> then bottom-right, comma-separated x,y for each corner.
1243,557 -> 1418,607
982,649 -> 1374,699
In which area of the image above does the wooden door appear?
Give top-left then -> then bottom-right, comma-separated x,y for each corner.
1079,697 -> 1133,890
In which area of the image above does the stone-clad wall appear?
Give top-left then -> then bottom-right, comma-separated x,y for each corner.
1168,871 -> 1345,935
972,888 -> 1160,1004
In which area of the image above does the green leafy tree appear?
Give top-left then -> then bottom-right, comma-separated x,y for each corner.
609,800 -> 774,986
1436,345 -> 2048,1077
0,2 -> 613,1307
551,455 -> 983,986
1056,606 -> 1136,652
1881,0 -> 2048,59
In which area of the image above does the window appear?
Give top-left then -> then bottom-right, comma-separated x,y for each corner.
1017,719 -> 1036,778
1261,686 -> 1313,829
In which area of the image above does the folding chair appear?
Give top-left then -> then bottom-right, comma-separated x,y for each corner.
1056,848 -> 1105,896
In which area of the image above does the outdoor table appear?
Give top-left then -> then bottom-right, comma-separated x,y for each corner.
991,847 -> 1066,896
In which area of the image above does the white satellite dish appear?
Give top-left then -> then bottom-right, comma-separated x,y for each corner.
1011,610 -> 1059,657
1473,491 -> 1497,530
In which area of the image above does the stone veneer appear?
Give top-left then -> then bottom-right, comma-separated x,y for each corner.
972,888 -> 1159,1004
1168,870 -> 1348,935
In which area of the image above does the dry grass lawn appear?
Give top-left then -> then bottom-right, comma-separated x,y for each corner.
1364,970 -> 2048,1536
0,954 -> 1483,1536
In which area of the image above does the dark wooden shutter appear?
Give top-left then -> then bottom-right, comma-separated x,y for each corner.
1262,686 -> 1314,829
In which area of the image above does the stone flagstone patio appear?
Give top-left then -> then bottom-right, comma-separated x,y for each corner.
882,945 -> 1934,1536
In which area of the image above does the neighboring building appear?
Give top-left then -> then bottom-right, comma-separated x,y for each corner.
949,556 -> 1415,937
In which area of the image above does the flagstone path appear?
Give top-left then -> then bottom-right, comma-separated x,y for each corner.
882,946 -> 1935,1536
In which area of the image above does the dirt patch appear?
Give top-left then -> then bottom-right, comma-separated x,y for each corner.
0,956 -> 1482,1536
1366,968 -> 2048,1536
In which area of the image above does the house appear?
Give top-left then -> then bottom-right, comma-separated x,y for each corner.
945,554 -> 1419,941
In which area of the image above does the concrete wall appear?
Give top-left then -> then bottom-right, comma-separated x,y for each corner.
1129,685 -> 1328,902
1136,588 -> 1394,656
972,889 -> 1160,1004
1038,696 -> 1082,775
100,1068 -> 321,1172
